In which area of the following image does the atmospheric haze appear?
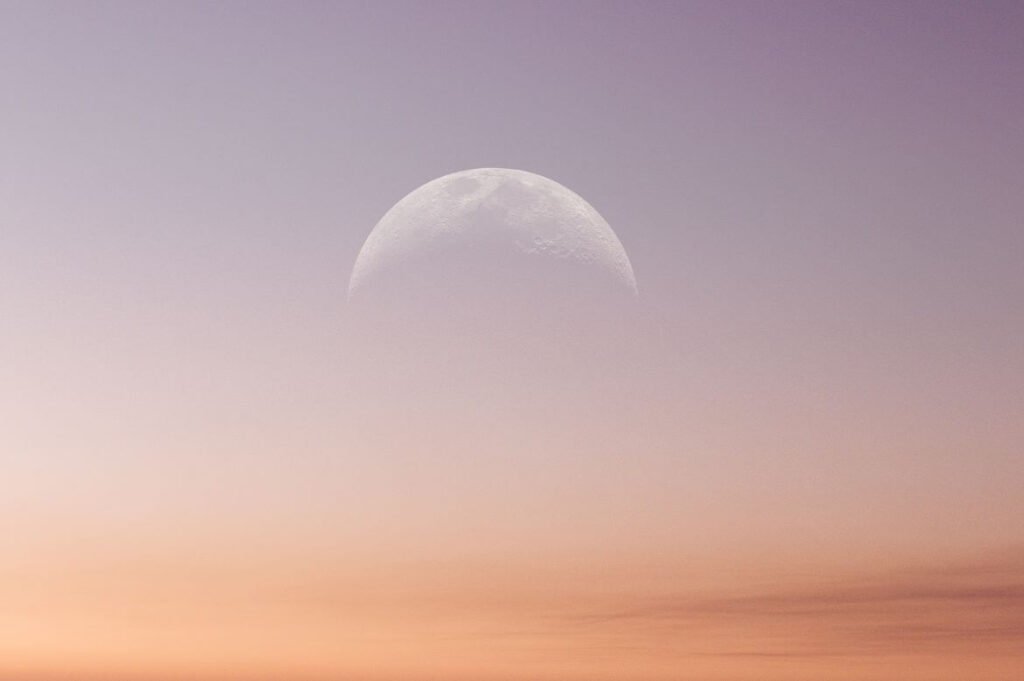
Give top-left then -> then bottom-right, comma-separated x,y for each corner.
3,2 -> 1023,681
345,167 -> 651,417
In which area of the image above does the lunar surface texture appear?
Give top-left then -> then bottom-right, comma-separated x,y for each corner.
348,168 -> 638,307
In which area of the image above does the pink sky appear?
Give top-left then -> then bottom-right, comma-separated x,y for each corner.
2,2 -> 1022,679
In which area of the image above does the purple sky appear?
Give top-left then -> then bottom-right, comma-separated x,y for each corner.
2,2 -> 1023,679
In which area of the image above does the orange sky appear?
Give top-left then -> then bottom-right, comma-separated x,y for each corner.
3,532 -> 1022,680
4,2 -> 1024,679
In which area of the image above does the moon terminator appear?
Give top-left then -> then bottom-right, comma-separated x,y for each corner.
348,168 -> 638,303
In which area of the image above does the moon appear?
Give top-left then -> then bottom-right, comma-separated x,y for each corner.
348,168 -> 638,305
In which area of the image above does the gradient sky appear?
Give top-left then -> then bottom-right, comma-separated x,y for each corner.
2,2 -> 1023,680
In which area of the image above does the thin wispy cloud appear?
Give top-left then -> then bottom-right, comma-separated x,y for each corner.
573,549 -> 1024,658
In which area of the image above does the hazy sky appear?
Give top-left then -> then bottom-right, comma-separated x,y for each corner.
2,2 -> 1023,680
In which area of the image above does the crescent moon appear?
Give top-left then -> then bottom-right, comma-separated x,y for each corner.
348,168 -> 638,303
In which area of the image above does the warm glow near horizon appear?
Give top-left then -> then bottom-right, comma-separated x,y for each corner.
3,2 -> 1023,680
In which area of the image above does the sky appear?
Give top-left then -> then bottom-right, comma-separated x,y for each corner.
2,1 -> 1023,680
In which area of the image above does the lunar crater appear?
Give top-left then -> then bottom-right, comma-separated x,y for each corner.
348,168 -> 638,305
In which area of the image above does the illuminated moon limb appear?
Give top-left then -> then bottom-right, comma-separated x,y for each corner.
348,168 -> 637,301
